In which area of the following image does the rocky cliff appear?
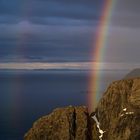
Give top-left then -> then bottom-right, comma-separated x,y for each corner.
24,106 -> 90,140
24,78 -> 140,140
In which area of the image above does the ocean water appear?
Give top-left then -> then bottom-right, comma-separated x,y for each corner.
0,69 -> 128,140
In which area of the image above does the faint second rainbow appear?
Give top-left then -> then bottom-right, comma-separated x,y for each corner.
88,0 -> 116,112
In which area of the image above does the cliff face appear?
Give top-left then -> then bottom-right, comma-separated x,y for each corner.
91,78 -> 140,140
24,78 -> 140,140
24,106 -> 90,140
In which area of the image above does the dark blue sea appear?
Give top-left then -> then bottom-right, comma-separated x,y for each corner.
0,69 -> 128,140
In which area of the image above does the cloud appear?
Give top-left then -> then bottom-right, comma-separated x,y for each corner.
0,62 -> 140,70
0,0 -> 140,63
0,21 -> 95,40
0,20 -> 95,62
0,0 -> 103,23
0,0 -> 102,62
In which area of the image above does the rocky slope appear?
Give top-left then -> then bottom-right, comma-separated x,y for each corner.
24,78 -> 140,140
125,68 -> 140,78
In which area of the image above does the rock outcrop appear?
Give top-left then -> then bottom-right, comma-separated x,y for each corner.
24,106 -> 90,140
125,69 -> 140,79
24,78 -> 140,140
91,78 -> 140,140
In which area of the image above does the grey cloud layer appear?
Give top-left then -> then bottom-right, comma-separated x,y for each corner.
0,0 -> 103,24
102,0 -> 140,63
0,0 -> 140,63
111,0 -> 140,28
0,22 -> 94,62
0,0 -> 103,62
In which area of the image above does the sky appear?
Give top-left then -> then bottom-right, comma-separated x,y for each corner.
0,0 -> 140,69
105,0 -> 140,63
0,0 -> 103,63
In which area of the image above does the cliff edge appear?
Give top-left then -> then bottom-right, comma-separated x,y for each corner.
24,78 -> 140,140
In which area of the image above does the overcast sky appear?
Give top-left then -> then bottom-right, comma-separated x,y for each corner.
104,0 -> 140,63
0,0 -> 140,65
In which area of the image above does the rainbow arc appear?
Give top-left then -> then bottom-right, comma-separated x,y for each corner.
88,0 -> 116,112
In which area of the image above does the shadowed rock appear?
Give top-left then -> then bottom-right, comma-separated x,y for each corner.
24,78 -> 140,140
24,106 -> 90,140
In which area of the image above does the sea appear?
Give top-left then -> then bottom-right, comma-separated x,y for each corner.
0,69 -> 128,140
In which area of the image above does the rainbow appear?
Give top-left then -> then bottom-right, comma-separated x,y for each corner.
88,0 -> 116,112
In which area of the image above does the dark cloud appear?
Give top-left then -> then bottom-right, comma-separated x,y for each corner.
0,0 -> 103,24
0,0 -> 139,63
0,22 -> 95,62
0,0 -> 102,62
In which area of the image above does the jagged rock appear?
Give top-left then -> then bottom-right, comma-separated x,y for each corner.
24,78 -> 140,140
24,106 -> 90,140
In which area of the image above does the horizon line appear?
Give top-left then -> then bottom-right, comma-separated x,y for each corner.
0,62 -> 140,70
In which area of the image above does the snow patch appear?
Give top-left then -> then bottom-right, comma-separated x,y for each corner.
92,114 -> 106,140
120,108 -> 134,117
